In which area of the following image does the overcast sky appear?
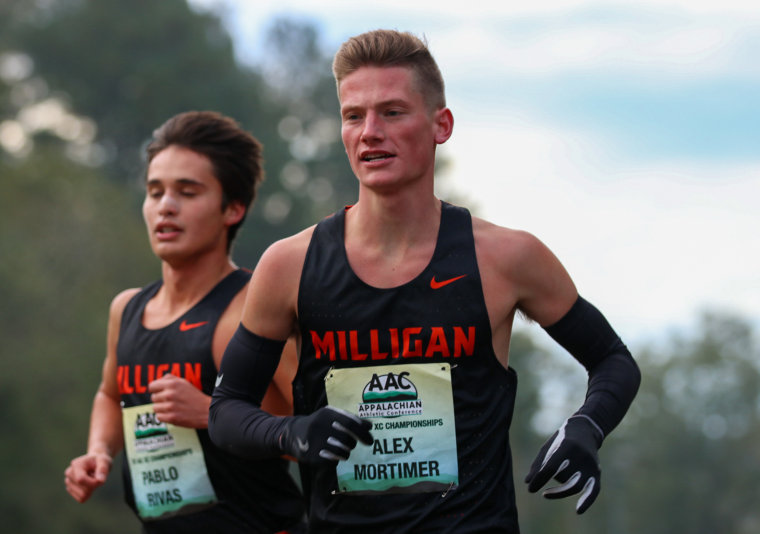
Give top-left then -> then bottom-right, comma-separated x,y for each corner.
190,0 -> 760,346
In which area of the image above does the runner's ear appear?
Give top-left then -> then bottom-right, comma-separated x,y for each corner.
223,200 -> 246,227
433,108 -> 453,145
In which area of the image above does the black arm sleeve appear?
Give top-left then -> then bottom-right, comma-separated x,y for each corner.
208,324 -> 290,459
543,295 -> 641,439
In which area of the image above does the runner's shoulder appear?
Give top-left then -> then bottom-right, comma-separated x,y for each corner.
256,225 -> 316,274
472,216 -> 543,265
109,287 -> 141,318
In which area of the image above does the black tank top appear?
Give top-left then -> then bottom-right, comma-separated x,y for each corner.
118,269 -> 305,533
296,203 -> 520,533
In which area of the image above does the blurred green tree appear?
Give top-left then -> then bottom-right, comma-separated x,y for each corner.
15,0 -> 271,180
233,17 -> 358,264
617,312 -> 760,534
8,1 -> 359,264
0,145 -> 152,533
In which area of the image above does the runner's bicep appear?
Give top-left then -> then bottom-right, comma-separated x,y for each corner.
101,289 -> 138,399
512,233 -> 577,326
240,236 -> 307,339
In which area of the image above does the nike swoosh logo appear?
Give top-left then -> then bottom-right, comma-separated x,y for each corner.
296,438 -> 309,453
430,274 -> 467,289
179,320 -> 209,332
215,373 -> 223,387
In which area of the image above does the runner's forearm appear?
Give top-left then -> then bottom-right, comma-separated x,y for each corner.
87,389 -> 124,457
544,296 -> 640,437
209,397 -> 288,458
208,324 -> 289,457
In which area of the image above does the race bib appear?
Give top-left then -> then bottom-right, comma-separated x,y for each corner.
325,362 -> 459,494
121,404 -> 217,520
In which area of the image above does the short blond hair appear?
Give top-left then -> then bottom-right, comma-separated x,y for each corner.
332,29 -> 446,110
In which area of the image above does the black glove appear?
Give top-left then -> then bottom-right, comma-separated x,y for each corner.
524,415 -> 603,514
280,406 -> 373,464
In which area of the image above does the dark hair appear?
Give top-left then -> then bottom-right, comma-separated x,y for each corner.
145,111 -> 263,250
332,29 -> 446,110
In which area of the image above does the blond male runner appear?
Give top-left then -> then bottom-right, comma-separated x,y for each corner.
210,31 -> 640,533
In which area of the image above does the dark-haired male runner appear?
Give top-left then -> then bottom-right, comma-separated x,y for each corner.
65,111 -> 305,533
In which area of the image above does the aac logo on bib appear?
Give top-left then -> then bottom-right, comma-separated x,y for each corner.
133,411 -> 175,452
359,371 -> 423,418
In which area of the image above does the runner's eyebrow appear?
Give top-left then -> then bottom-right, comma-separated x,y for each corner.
145,178 -> 206,188
341,99 -> 411,115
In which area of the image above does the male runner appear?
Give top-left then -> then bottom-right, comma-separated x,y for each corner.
209,30 -> 640,533
65,111 -> 305,533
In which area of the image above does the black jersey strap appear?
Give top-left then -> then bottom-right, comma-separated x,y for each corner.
543,296 -> 641,439
199,268 -> 251,309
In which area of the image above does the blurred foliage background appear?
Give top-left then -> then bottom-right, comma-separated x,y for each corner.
0,1 -> 758,532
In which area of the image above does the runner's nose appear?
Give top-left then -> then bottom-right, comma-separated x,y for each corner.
360,111 -> 384,143
158,191 -> 179,215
